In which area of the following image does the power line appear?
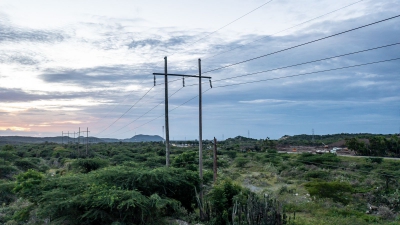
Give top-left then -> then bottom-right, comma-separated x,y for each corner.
203,14 -> 400,74
168,0 -> 275,57
96,86 -> 156,136
118,88 -> 212,136
213,42 -> 400,82
109,86 -> 187,136
203,0 -> 366,60
213,57 -> 400,88
110,57 -> 399,137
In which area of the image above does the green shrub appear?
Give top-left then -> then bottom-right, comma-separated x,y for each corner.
0,165 -> 19,179
366,157 -> 383,164
224,151 -> 237,159
0,181 -> 16,204
235,157 -> 249,168
71,158 -> 109,173
305,170 -> 330,180
14,159 -> 38,171
298,153 -> 340,165
305,181 -> 353,204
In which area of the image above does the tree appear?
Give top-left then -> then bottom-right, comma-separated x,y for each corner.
345,138 -> 369,155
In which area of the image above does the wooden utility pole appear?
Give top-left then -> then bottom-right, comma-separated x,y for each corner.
198,58 -> 204,203
153,58 -> 212,220
62,131 -> 63,144
164,56 -> 170,166
213,137 -> 218,184
153,58 -> 211,168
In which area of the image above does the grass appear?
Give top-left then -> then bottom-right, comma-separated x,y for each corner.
217,151 -> 400,224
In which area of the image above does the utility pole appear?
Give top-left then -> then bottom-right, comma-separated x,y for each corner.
62,131 -> 63,144
153,58 -> 212,220
164,56 -> 170,167
213,137 -> 218,184
198,58 -> 204,205
153,58 -> 211,168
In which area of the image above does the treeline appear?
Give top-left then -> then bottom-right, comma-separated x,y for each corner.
278,133 -> 394,146
345,135 -> 400,157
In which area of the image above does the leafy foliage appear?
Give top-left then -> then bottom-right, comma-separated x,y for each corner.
305,181 -> 353,204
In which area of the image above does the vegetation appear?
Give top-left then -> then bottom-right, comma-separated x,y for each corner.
0,138 -> 399,224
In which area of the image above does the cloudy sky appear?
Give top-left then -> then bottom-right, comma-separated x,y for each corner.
0,0 -> 399,140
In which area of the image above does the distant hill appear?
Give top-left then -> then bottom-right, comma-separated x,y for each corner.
0,134 -> 164,144
125,134 -> 163,142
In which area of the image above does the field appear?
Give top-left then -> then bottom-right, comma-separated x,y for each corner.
1,141 -> 400,224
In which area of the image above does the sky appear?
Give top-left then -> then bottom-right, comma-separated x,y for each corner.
0,0 -> 399,140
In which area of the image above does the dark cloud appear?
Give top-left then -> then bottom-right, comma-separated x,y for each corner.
0,87 -> 93,102
0,22 -> 66,43
39,65 -> 157,87
128,35 -> 192,49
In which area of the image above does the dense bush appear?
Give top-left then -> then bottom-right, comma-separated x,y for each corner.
298,153 -> 340,165
235,157 -> 249,168
71,158 -> 109,173
305,181 -> 353,204
305,170 -> 331,181
14,158 -> 38,171
12,167 -> 200,224
0,165 -> 19,179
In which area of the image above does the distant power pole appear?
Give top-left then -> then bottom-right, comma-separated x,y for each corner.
248,130 -> 250,138
62,131 -> 63,144
80,128 -> 90,156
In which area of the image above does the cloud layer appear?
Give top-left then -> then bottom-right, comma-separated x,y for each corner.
0,0 -> 399,139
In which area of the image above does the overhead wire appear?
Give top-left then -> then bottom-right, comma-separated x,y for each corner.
114,51 -> 400,137
168,0 -> 275,57
203,14 -> 400,74
181,42 -> 400,88
98,5 -> 399,139
203,0 -> 366,60
96,85 -> 156,136
212,42 -> 400,83
119,88 -> 212,135
213,57 -> 400,88
109,86 -> 188,136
